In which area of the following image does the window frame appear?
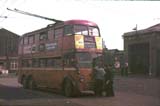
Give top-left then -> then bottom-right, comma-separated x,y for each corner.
73,25 -> 88,36
88,26 -> 100,37
54,28 -> 63,39
24,37 -> 29,45
67,24 -> 101,37
64,25 -> 73,36
39,31 -> 48,41
28,35 -> 35,44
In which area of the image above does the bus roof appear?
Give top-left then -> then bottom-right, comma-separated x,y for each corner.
22,19 -> 98,37
64,20 -> 98,27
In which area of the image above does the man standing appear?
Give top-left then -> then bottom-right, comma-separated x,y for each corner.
104,64 -> 115,97
124,62 -> 128,76
93,64 -> 106,96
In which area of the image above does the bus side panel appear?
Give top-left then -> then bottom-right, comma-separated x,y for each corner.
44,68 -> 79,90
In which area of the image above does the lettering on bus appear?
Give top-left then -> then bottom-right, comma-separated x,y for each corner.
45,43 -> 57,51
84,36 -> 94,42
84,42 -> 96,48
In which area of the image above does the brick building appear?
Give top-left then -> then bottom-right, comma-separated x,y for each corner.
123,24 -> 160,77
0,28 -> 19,73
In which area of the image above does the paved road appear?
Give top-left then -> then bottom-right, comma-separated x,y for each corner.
0,75 -> 159,106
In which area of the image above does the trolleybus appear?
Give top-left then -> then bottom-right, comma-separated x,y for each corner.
18,19 -> 104,96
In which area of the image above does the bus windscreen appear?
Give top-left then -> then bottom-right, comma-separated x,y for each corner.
76,52 -> 92,68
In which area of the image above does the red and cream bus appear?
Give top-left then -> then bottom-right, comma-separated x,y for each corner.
18,20 -> 104,97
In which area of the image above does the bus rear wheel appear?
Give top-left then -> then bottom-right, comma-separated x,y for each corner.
63,80 -> 73,97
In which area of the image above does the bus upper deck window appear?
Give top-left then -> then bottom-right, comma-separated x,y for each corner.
89,27 -> 99,36
74,25 -> 88,36
54,28 -> 63,39
39,32 -> 48,41
64,25 -> 73,36
28,35 -> 35,44
24,37 -> 29,45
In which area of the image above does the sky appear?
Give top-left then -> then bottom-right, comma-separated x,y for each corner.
1,0 -> 160,50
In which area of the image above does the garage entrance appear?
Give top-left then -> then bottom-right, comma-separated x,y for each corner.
128,43 -> 149,74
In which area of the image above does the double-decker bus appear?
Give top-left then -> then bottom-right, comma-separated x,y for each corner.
18,19 -> 104,97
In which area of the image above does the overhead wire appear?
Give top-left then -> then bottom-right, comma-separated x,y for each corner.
0,0 -> 9,23
0,0 -> 26,24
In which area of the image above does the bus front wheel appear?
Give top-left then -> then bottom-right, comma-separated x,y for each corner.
63,80 -> 73,97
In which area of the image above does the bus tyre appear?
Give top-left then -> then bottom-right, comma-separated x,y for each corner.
28,77 -> 36,90
64,80 -> 73,97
